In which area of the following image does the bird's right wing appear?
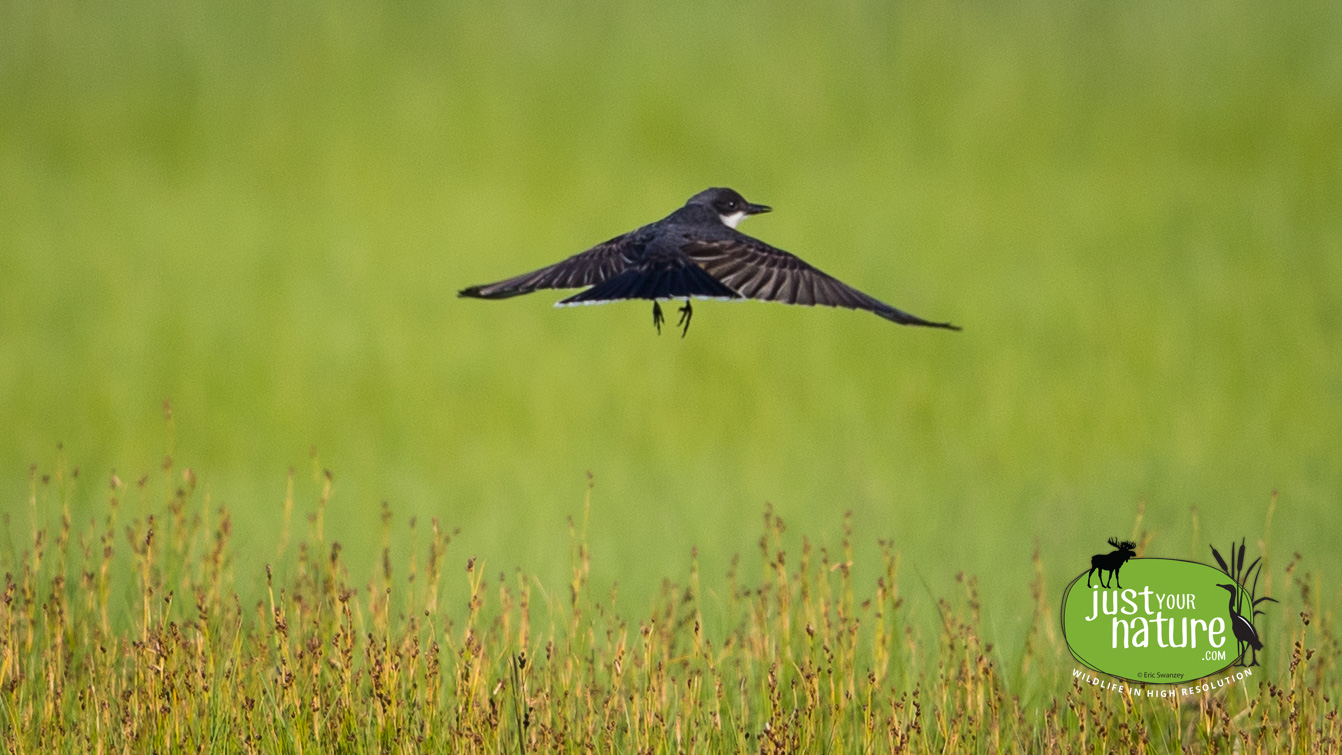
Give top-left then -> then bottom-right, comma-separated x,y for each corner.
458,234 -> 633,299
684,235 -> 960,330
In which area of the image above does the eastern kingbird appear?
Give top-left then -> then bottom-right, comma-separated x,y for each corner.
459,187 -> 960,337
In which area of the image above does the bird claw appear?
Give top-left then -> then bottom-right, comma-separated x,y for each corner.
677,300 -> 692,338
652,302 -> 664,335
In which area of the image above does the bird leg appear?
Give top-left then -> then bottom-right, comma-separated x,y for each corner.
652,301 -> 664,335
677,299 -> 692,338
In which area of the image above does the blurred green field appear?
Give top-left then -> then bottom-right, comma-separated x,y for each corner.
2,0 -> 1340,641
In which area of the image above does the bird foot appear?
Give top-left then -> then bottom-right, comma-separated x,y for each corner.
677,300 -> 692,338
652,302 -> 664,335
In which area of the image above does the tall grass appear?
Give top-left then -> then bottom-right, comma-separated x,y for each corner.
3,462 -> 1336,752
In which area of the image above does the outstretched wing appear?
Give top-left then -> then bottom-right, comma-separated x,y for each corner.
458,234 -> 633,299
684,235 -> 960,330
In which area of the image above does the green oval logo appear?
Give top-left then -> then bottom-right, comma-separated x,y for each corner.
1061,558 -> 1246,683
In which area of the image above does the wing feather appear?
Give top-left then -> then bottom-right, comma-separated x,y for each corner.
684,234 -> 960,330
458,234 -> 632,299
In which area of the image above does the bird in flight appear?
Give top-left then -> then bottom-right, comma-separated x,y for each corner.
459,187 -> 960,337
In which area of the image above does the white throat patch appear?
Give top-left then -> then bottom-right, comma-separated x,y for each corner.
720,211 -> 747,229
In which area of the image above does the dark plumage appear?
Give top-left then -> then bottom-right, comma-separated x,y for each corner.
459,187 -> 960,336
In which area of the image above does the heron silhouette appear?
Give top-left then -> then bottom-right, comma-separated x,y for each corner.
1217,583 -> 1263,667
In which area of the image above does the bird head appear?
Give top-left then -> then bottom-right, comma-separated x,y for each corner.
1216,583 -> 1239,594
686,187 -> 772,229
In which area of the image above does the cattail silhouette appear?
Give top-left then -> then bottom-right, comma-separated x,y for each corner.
1086,537 -> 1137,589
1209,537 -> 1277,667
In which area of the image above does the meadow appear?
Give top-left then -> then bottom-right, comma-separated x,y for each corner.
3,469 -> 1339,752
2,0 -> 1341,749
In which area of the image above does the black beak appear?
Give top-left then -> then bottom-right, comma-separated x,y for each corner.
746,203 -> 772,215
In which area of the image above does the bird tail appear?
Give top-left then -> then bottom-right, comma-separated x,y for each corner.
556,265 -> 740,306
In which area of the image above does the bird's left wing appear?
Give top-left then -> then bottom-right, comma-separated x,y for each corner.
683,235 -> 960,330
458,234 -> 633,299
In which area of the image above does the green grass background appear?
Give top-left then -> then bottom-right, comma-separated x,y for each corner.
2,0 -> 1340,639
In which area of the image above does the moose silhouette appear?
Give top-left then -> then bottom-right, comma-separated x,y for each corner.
1086,537 -> 1137,589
